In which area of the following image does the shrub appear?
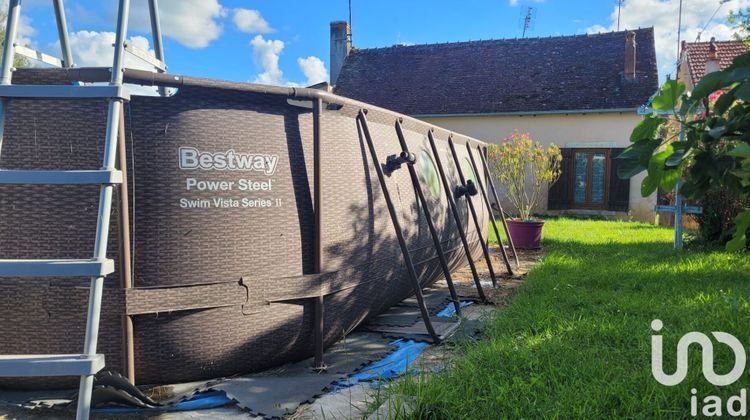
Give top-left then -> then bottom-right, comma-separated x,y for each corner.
695,187 -> 750,244
487,131 -> 562,221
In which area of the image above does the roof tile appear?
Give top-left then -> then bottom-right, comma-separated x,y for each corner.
683,39 -> 748,86
335,28 -> 658,115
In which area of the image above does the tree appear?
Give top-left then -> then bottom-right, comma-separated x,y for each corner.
729,8 -> 750,44
617,52 -> 750,251
0,10 -> 29,69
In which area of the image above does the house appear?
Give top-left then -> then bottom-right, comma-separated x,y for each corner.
677,37 -> 747,93
329,23 -> 659,222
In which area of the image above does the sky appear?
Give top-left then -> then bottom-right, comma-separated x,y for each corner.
8,0 -> 750,86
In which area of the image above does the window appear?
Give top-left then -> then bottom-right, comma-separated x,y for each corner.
572,149 -> 610,209
462,157 -> 476,184
419,149 -> 441,198
548,147 -> 630,212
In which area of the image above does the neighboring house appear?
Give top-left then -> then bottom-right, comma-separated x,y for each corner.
330,23 -> 659,222
677,37 -> 748,93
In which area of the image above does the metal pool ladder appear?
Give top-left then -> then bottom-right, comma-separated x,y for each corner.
0,0 -> 164,418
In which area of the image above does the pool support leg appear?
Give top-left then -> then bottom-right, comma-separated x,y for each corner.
312,98 -> 326,369
394,119 -> 461,316
447,137 -> 499,288
465,142 -> 513,276
477,145 -> 520,267
427,131 -> 487,302
357,110 -> 440,342
117,107 -> 136,384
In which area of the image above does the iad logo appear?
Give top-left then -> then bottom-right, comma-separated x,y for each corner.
651,319 -> 746,386
651,319 -> 749,417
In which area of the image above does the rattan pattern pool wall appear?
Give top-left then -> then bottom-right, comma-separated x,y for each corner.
0,69 -> 487,388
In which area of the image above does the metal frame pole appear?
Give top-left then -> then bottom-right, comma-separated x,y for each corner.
447,137 -> 498,288
357,111 -> 439,342
395,120 -> 461,315
52,0 -> 73,68
427,131 -> 486,301
673,123 -> 686,250
312,98 -> 326,369
78,0 -> 131,418
147,0 -> 165,65
147,0 -> 166,96
0,0 -> 22,159
465,143 -> 513,275
674,179 -> 684,249
477,145 -> 519,267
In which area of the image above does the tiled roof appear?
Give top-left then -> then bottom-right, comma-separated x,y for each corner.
683,39 -> 748,86
334,28 -> 658,116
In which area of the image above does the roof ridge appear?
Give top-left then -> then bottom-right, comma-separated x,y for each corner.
353,27 -> 654,53
336,26 -> 658,116
685,39 -> 747,45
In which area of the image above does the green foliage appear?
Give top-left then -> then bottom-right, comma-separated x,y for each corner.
651,79 -> 685,111
692,187 -> 750,244
630,114 -> 663,143
727,209 -> 750,251
729,8 -> 750,45
487,131 -> 562,221
388,219 -> 750,418
0,10 -> 28,69
618,51 -> 750,251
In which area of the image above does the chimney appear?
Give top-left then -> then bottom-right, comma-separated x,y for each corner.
624,31 -> 637,81
330,21 -> 351,85
705,37 -> 721,75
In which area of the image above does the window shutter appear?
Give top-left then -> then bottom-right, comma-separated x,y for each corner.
548,148 -> 572,210
608,147 -> 630,212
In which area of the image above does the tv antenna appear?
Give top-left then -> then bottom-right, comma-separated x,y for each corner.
616,0 -> 625,31
519,7 -> 537,38
694,0 -> 731,42
348,0 -> 353,44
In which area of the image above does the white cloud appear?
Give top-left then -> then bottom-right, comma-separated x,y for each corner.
0,0 -> 37,48
248,36 -> 330,86
62,31 -> 156,70
55,31 -> 159,95
297,56 -> 328,86
233,8 -> 273,34
250,35 -> 285,85
128,0 -> 226,49
586,0 -> 750,80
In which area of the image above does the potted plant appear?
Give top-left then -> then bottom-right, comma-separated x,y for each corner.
487,131 -> 562,249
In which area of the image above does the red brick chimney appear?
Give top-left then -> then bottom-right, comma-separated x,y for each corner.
330,21 -> 352,85
705,37 -> 720,75
624,31 -> 637,81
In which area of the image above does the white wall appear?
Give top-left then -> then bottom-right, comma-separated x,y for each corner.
420,111 -> 656,222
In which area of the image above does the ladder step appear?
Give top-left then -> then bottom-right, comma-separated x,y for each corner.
0,169 -> 122,185
124,41 -> 167,71
0,354 -> 104,377
0,259 -> 115,277
0,85 -> 129,101
13,44 -> 64,68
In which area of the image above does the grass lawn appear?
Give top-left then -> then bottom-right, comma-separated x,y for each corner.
394,218 -> 750,418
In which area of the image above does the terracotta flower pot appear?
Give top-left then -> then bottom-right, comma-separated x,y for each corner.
506,218 -> 544,249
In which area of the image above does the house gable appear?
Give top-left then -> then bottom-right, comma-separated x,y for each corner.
681,38 -> 748,88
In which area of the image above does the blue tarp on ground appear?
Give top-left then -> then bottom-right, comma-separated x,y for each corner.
98,300 -> 472,412
331,338 -> 430,390
436,300 -> 474,318
96,391 -> 232,413
332,300 -> 473,390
